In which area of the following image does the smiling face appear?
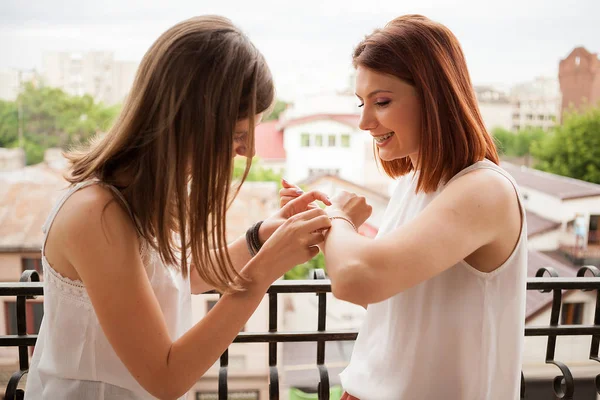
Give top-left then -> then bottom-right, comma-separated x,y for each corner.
355,66 -> 422,166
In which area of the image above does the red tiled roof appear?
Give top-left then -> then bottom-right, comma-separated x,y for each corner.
0,164 -> 68,252
254,120 -> 285,160
278,114 -> 360,130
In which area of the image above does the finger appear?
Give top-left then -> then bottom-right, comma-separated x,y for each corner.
280,195 -> 295,208
293,208 -> 328,221
285,190 -> 332,213
279,188 -> 303,197
281,178 -> 299,189
306,231 -> 326,247
307,245 -> 320,259
300,214 -> 332,233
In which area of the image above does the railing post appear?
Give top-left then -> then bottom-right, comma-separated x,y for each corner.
5,270 -> 40,400
577,266 -> 600,395
536,267 -> 574,399
314,269 -> 330,400
268,291 -> 279,399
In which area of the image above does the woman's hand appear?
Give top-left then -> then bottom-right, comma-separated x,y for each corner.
328,190 -> 373,228
258,195 -> 332,282
259,180 -> 331,243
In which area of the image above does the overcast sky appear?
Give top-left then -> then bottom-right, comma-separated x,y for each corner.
1,0 -> 598,101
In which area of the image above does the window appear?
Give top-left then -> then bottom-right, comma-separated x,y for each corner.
526,114 -> 533,120
561,302 -> 584,325
538,114 -> 545,121
315,135 -> 323,147
22,257 -> 42,274
300,133 -> 310,147
341,134 -> 350,148
328,135 -> 336,147
512,113 -> 520,120
512,125 -> 520,132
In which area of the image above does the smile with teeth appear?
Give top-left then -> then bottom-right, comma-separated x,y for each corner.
373,132 -> 394,143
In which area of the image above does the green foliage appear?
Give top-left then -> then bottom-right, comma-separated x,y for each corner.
232,157 -> 283,183
532,107 -> 600,184
1,82 -> 120,165
492,126 -> 545,157
264,99 -> 288,121
284,252 -> 326,280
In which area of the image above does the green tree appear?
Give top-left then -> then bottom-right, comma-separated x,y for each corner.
492,126 -> 546,158
232,157 -> 283,183
2,82 -> 120,165
532,107 -> 600,184
264,99 -> 288,121
0,100 -> 18,147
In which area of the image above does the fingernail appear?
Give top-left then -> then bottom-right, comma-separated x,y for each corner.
295,189 -> 304,194
282,178 -> 289,184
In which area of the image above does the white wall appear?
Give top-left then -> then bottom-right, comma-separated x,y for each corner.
284,120 -> 365,184
478,102 -> 513,132
528,229 -> 561,251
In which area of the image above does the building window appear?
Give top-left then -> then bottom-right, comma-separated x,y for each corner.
328,135 -> 336,147
561,302 -> 584,325
315,135 -> 323,147
526,114 -> 533,120
300,133 -> 310,147
512,125 -> 521,132
22,257 -> 43,274
341,134 -> 350,148
538,114 -> 545,121
512,113 -> 520,120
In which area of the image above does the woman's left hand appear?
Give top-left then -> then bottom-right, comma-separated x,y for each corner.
258,182 -> 331,243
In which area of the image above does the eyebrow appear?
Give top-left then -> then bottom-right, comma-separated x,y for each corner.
355,89 -> 393,99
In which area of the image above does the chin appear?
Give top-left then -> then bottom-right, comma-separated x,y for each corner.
378,149 -> 408,162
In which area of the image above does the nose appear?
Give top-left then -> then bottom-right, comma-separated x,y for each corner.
358,107 -> 378,132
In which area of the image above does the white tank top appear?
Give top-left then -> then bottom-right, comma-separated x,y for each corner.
25,180 -> 192,400
340,160 -> 527,400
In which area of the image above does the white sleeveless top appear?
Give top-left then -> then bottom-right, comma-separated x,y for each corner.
340,160 -> 527,400
25,180 -> 192,399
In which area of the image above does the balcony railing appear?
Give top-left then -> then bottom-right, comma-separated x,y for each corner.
1,267 -> 600,400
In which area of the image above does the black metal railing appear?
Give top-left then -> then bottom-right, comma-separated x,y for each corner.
1,267 -> 600,400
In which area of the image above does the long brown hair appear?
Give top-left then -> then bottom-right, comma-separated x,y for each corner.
66,16 -> 274,292
353,14 -> 499,193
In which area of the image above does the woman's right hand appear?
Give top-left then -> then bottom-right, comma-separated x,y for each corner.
329,190 -> 373,228
258,196 -> 332,281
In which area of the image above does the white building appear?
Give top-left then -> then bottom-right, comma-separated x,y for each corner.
42,51 -> 138,105
0,69 -> 39,101
474,85 -> 513,132
510,77 -> 561,132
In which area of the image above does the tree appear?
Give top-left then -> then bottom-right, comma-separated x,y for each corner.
264,99 -> 288,121
232,157 -> 283,183
0,100 -> 18,147
532,107 -> 600,184
492,126 -> 546,158
1,82 -> 120,165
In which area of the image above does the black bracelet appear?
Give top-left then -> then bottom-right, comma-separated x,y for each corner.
245,221 -> 264,257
